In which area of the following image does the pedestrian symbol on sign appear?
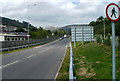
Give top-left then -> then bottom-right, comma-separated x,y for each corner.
106,3 -> 120,22
111,7 -> 117,18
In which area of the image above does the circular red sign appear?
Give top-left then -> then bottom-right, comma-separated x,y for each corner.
106,3 -> 120,22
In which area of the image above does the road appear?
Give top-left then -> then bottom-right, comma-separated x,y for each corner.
1,38 -> 69,80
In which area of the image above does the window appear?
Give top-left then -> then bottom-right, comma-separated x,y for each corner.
7,38 -> 10,41
12,38 -> 14,41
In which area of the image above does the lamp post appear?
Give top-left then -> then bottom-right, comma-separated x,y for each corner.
27,4 -> 36,43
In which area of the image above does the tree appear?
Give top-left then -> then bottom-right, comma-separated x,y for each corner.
89,16 -> 120,36
89,21 -> 96,26
14,27 -> 25,32
30,27 -> 52,39
98,16 -> 104,21
54,31 -> 58,36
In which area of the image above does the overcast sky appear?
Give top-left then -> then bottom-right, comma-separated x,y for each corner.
0,0 -> 119,28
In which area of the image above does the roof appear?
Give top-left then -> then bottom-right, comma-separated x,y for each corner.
0,33 -> 27,37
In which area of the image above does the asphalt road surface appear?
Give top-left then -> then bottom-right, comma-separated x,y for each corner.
1,38 -> 69,79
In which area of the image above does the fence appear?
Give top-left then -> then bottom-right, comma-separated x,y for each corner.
0,37 -> 60,52
69,42 -> 76,81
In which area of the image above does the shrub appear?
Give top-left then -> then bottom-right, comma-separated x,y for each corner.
118,36 -> 120,48
103,35 -> 111,46
96,36 -> 102,43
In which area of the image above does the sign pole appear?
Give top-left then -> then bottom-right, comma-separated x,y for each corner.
106,3 -> 120,81
74,27 -> 76,48
111,22 -> 116,81
82,27 -> 84,45
90,26 -> 92,43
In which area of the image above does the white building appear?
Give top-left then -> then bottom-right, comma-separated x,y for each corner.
0,33 -> 28,41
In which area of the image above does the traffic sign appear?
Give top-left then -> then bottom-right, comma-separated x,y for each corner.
106,3 -> 120,22
106,3 -> 120,81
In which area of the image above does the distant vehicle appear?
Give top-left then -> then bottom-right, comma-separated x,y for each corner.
59,38 -> 62,40
59,37 -> 63,40
64,34 -> 67,38
59,37 -> 64,40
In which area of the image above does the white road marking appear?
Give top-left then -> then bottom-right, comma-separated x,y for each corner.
38,46 -> 54,54
26,54 -> 36,59
0,60 -> 20,68
1,39 -> 61,68
1,54 -> 36,68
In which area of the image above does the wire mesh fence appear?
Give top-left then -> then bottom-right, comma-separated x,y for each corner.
0,37 -> 60,51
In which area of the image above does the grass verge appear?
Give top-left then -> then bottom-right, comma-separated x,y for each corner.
73,42 -> 120,80
56,47 -> 70,80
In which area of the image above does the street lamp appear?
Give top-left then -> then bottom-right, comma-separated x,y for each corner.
27,4 -> 36,43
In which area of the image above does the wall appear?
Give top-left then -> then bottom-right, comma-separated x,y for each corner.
0,35 -> 5,41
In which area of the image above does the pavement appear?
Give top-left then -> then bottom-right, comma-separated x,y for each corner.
1,38 -> 69,79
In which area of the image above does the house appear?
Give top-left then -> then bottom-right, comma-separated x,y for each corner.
0,33 -> 28,41
0,25 -> 17,32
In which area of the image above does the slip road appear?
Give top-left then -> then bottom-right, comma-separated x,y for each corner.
2,38 -> 69,79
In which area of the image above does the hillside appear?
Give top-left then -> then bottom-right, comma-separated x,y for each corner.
0,16 -> 37,31
45,26 -> 60,31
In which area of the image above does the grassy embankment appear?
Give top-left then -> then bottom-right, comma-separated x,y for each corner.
73,42 -> 120,80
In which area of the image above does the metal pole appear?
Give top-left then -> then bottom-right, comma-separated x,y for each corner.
90,26 -> 92,43
90,27 -> 92,43
28,5 -> 30,43
82,27 -> 84,45
74,27 -> 76,48
111,22 -> 116,81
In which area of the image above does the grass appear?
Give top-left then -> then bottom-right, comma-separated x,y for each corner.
73,42 -> 120,80
1,46 -> 33,55
56,47 -> 70,80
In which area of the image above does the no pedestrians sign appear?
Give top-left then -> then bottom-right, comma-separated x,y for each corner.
106,3 -> 120,22
106,3 -> 120,81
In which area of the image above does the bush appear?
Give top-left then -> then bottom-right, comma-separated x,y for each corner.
96,36 -> 102,43
103,35 -> 111,46
103,38 -> 111,46
118,36 -> 120,48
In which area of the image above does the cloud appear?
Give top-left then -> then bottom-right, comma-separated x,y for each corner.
1,0 -> 120,28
